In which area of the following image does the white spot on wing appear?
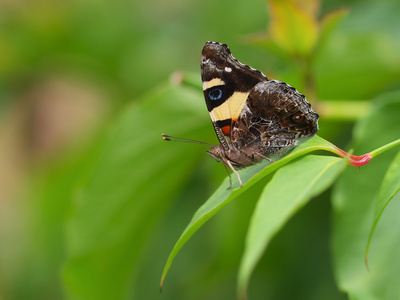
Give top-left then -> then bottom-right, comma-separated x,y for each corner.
225,67 -> 232,72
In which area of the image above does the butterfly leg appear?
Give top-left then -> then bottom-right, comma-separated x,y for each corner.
223,163 -> 233,189
225,160 -> 243,187
258,153 -> 274,163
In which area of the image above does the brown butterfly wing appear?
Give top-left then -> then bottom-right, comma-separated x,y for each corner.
231,80 -> 319,157
201,42 -> 268,150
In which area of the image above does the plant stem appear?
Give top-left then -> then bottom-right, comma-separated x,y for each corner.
370,139 -> 400,158
317,100 -> 370,121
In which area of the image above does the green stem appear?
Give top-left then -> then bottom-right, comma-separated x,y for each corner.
317,100 -> 370,121
302,56 -> 317,104
370,139 -> 400,158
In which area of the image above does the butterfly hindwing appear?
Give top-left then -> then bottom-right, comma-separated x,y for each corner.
231,80 -> 319,156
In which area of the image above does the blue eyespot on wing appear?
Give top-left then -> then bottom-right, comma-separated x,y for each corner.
208,87 -> 223,101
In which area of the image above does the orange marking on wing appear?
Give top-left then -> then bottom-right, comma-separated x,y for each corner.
221,125 -> 231,135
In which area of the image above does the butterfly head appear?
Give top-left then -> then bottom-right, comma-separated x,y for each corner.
206,145 -> 224,163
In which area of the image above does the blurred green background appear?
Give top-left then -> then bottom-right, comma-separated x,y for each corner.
0,0 -> 400,299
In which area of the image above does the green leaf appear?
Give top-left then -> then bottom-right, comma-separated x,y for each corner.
237,155 -> 347,298
160,135 -> 344,288
316,7 -> 349,54
315,31 -> 400,100
63,78 -> 210,300
267,0 -> 319,57
332,91 -> 400,299
365,150 -> 400,264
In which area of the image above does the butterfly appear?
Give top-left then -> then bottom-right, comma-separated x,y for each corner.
163,41 -> 319,188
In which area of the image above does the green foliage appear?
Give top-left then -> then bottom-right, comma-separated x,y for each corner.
332,92 -> 400,300
63,83 -> 210,299
238,155 -> 347,298
366,150 -> 400,261
1,0 -> 400,300
160,135 -> 346,289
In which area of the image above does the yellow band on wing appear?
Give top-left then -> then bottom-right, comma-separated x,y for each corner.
202,78 -> 225,90
210,91 -> 249,121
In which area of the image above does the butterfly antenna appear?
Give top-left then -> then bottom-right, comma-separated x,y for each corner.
162,134 -> 214,147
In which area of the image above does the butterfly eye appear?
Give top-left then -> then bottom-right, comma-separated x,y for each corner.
208,88 -> 223,101
291,113 -> 305,123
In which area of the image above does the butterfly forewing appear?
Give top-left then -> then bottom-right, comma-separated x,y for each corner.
201,41 -> 268,150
